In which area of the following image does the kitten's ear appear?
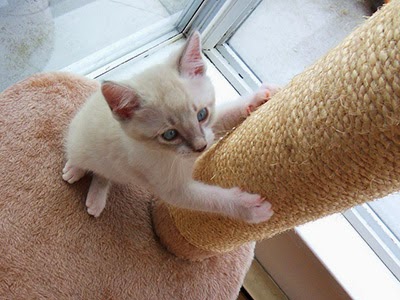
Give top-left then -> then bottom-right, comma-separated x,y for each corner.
178,31 -> 206,77
101,81 -> 140,120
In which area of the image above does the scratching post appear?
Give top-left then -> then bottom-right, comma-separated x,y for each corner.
154,0 -> 400,256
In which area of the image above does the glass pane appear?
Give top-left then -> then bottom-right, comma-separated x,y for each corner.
228,0 -> 370,85
0,0 -> 189,91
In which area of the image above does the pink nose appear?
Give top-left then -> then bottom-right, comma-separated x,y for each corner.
194,144 -> 207,153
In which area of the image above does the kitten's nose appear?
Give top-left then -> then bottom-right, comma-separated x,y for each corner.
191,137 -> 208,153
194,144 -> 207,153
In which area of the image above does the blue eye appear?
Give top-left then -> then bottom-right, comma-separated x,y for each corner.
162,129 -> 178,141
197,108 -> 208,122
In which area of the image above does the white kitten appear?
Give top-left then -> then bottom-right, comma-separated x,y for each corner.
62,32 -> 275,223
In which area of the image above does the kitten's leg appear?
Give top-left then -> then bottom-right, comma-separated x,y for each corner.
62,160 -> 86,184
85,174 -> 111,217
163,181 -> 273,224
213,84 -> 280,138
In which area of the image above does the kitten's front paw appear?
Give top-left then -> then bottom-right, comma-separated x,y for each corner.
246,83 -> 280,115
86,195 -> 106,218
231,188 -> 274,224
62,161 -> 86,184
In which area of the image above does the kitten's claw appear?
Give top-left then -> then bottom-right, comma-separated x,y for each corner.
231,188 -> 274,223
244,198 -> 274,224
245,83 -> 280,115
62,161 -> 86,184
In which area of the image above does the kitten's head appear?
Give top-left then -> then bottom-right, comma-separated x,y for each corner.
101,32 -> 216,157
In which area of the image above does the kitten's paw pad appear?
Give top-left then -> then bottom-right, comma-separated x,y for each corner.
62,162 -> 85,184
232,188 -> 274,223
246,84 -> 280,115
244,200 -> 274,224
260,83 -> 280,97
86,198 -> 105,218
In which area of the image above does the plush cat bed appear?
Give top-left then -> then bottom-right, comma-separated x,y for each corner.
0,72 -> 253,299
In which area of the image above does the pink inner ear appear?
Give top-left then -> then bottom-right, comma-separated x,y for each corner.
101,82 -> 139,120
180,32 -> 205,77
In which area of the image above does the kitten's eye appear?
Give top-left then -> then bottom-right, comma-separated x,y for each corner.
197,108 -> 208,122
162,129 -> 178,141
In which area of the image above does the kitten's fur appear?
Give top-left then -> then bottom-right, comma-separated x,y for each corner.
63,32 -> 275,223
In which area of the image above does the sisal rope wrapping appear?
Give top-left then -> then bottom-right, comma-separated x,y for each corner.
167,1 -> 400,252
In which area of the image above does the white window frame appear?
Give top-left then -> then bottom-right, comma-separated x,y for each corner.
61,23 -> 180,79
344,204 -> 400,280
59,0 -> 205,79
185,0 -> 263,94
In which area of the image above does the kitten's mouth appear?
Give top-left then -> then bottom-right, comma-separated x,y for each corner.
179,149 -> 207,158
179,143 -> 210,158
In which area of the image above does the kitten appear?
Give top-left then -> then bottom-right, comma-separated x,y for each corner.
62,32 -> 275,223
